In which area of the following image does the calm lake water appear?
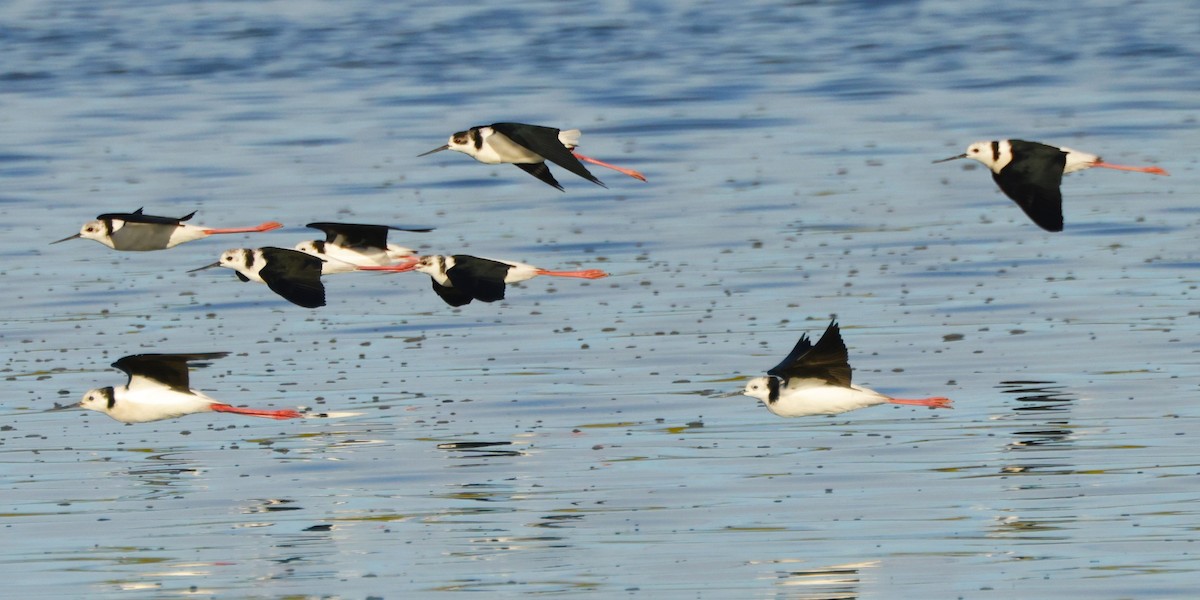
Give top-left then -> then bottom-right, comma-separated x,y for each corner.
2,0 -> 1198,597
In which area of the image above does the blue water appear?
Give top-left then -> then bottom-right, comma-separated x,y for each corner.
3,0 -> 1199,597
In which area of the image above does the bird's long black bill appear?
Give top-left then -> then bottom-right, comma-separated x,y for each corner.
50,233 -> 82,245
417,145 -> 450,157
188,262 -> 222,273
45,402 -> 82,413
932,153 -> 968,164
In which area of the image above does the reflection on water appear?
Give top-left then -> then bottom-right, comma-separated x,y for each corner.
757,559 -> 876,600
996,380 -> 1078,476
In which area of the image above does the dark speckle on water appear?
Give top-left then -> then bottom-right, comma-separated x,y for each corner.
2,0 -> 1199,598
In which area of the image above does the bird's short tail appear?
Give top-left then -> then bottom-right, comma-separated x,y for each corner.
887,396 -> 952,409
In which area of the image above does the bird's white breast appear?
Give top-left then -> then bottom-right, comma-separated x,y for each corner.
475,130 -> 545,164
107,386 -> 218,423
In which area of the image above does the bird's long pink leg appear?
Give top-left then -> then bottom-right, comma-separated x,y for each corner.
202,222 -> 284,235
572,152 -> 647,182
211,404 -> 303,419
1092,161 -> 1169,176
887,396 -> 953,409
534,268 -> 609,279
356,259 -> 419,273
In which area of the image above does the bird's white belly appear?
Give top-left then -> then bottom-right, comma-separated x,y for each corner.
477,133 -> 544,164
765,384 -> 888,417
326,244 -> 414,267
110,223 -> 200,251
110,388 -> 217,423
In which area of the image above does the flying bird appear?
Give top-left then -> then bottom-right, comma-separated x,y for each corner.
935,139 -> 1168,232
190,247 -> 326,308
64,352 -> 302,423
360,254 -> 607,306
293,222 -> 431,273
419,122 -> 646,190
52,208 -> 281,250
741,321 -> 952,417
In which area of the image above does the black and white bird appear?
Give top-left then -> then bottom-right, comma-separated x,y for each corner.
293,222 -> 431,274
935,139 -> 1169,232
360,254 -> 608,306
418,122 -> 646,190
740,321 -> 952,417
52,208 -> 282,250
190,247 -> 326,308
65,352 -> 302,423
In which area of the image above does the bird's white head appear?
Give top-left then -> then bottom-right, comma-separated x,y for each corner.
293,240 -> 323,257
78,219 -> 118,246
742,377 -> 773,404
418,127 -> 486,159
189,248 -> 255,276
51,219 -> 117,248
414,255 -> 450,275
218,248 -> 254,271
78,387 -> 115,415
934,140 -> 1008,173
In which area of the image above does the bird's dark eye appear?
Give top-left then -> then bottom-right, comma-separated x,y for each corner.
970,148 -> 979,153
85,226 -> 96,232
452,133 -> 468,144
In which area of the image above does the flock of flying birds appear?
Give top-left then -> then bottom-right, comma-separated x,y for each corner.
49,125 -> 1169,423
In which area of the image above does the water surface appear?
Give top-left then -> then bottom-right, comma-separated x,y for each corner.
2,0 -> 1199,597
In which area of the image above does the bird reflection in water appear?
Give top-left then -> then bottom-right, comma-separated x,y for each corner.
998,380 -> 1077,474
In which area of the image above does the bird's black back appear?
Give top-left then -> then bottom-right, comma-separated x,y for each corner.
259,247 -> 326,308
766,320 -> 852,388
112,352 -> 229,392
306,222 -> 433,249
491,122 -> 605,188
97,207 -> 196,226
992,140 -> 1066,232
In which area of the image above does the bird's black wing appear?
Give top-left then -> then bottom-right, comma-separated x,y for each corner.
513,162 -> 564,191
430,279 -> 474,307
307,222 -> 392,249
97,208 -> 197,226
992,141 -> 1066,232
446,255 -> 509,303
306,222 -> 434,250
258,247 -> 326,308
766,321 -> 852,388
492,122 -> 605,188
112,352 -> 229,392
